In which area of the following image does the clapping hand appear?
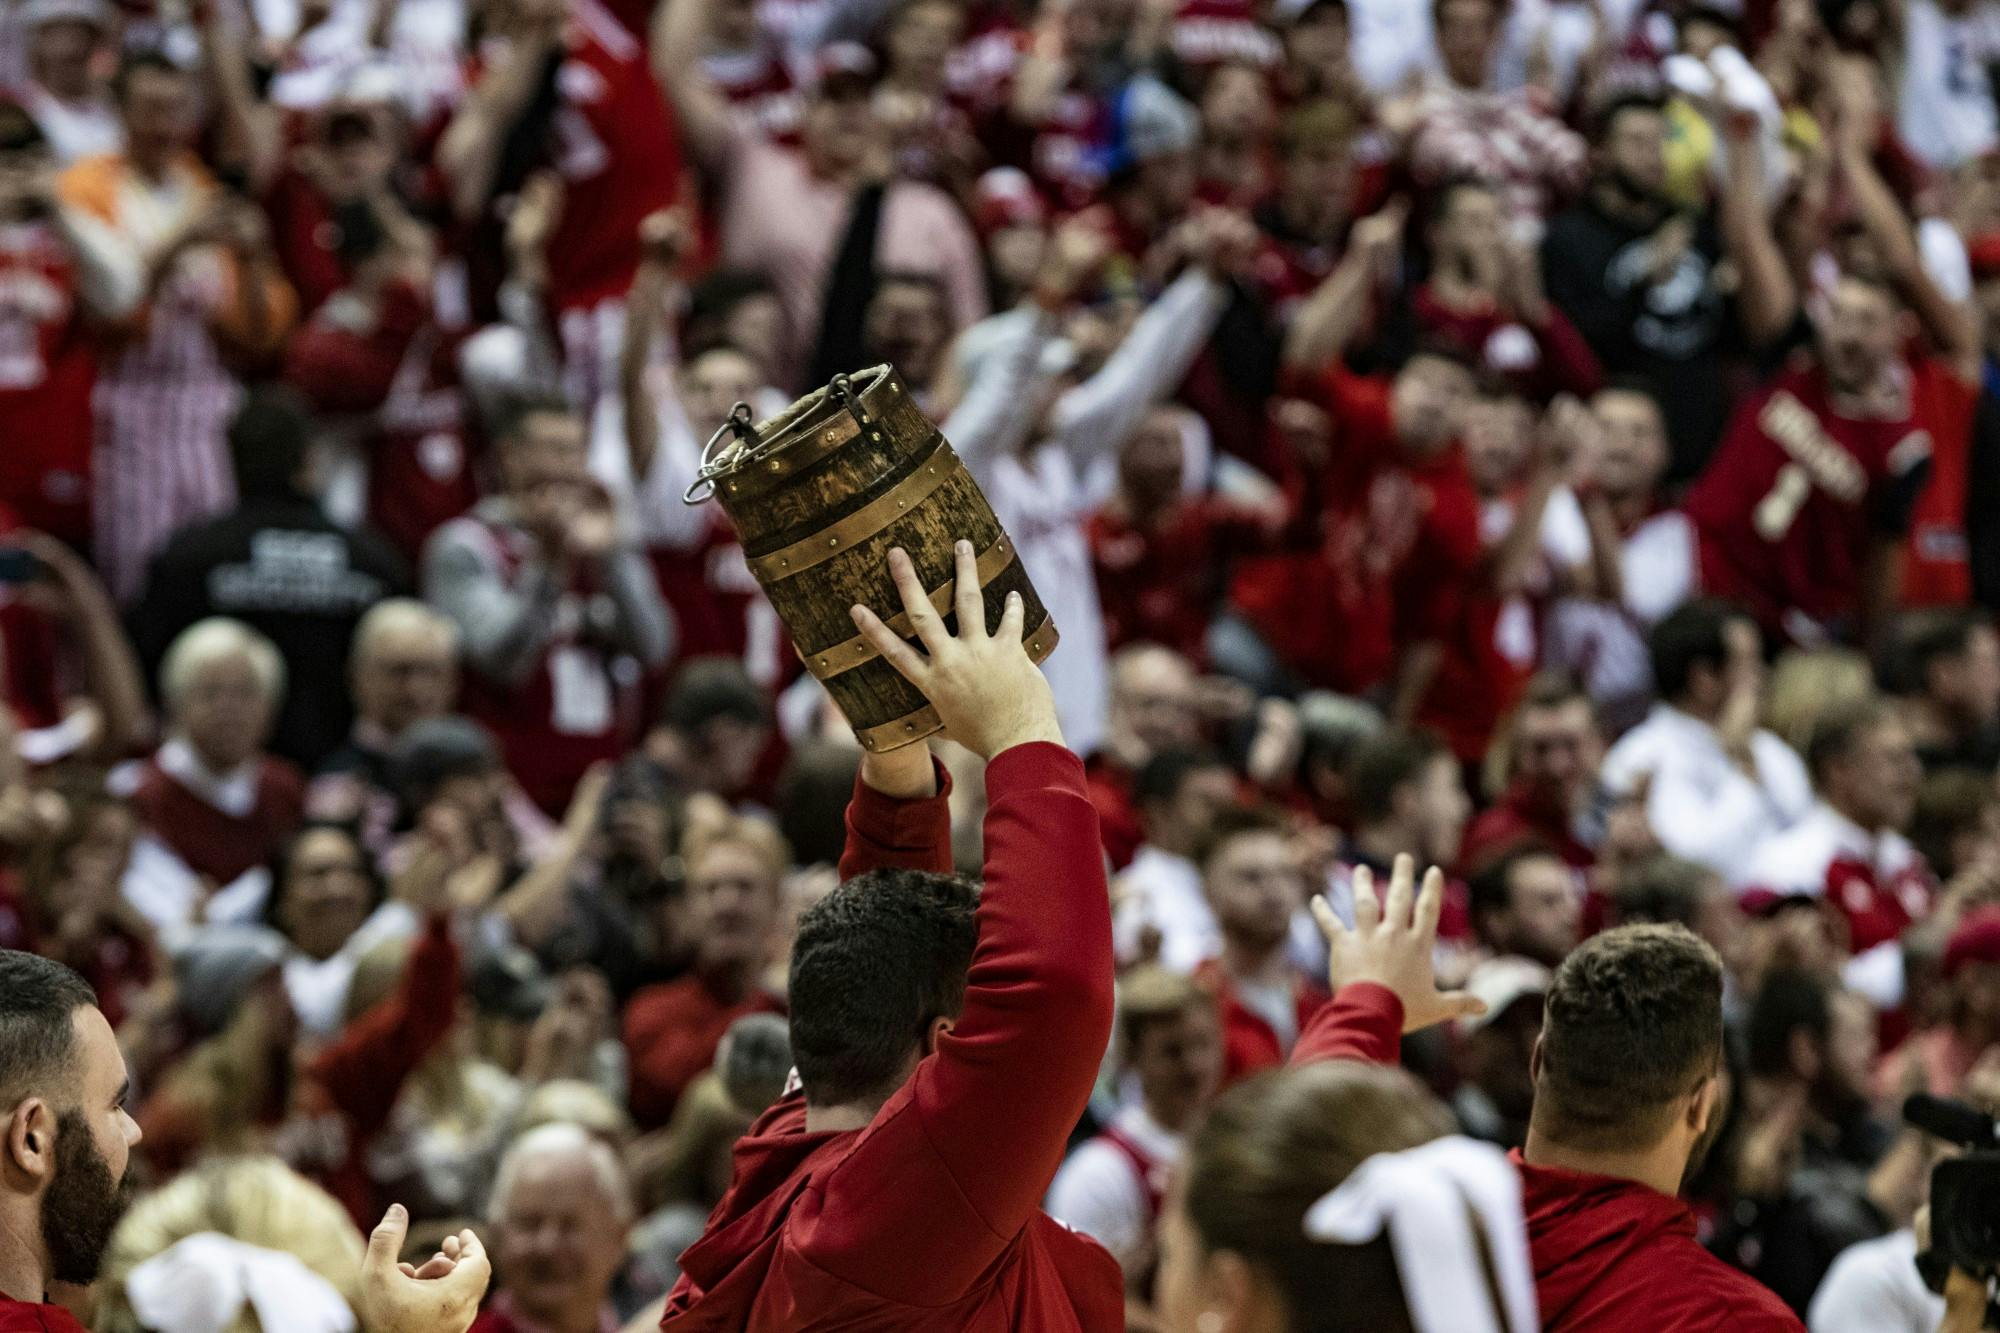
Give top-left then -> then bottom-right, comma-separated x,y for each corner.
1310,853 -> 1486,1033
359,1205 -> 491,1333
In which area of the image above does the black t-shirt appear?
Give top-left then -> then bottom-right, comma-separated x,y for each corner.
1541,196 -> 1740,481
129,497 -> 411,768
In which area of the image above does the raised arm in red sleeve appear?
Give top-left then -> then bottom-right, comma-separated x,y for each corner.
310,912 -> 461,1139
803,741 -> 1116,1303
836,759 -> 954,880
1289,981 -> 1404,1066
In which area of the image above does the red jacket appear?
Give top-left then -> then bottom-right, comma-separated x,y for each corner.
1512,1153 -> 1802,1332
661,743 -> 1122,1331
1193,958 -> 1331,1086
624,973 -> 787,1130
0,1298 -> 87,1333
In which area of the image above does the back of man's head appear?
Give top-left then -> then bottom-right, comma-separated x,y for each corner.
788,868 -> 979,1107
1744,969 -> 1831,1083
0,950 -> 96,1113
1647,600 -> 1737,704
228,385 -> 314,501
1532,924 -> 1723,1152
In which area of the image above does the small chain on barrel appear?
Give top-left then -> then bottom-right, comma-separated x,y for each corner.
684,402 -> 760,504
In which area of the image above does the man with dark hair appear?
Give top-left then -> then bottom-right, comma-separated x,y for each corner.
1602,599 -> 1812,880
1113,745 -> 1239,970
1890,608 -> 2000,773
423,396 -> 674,814
1336,727 -> 1474,954
1743,700 -> 1933,976
1463,676 -> 1600,874
129,385 -> 411,767
0,950 -> 139,1329
1518,924 -> 1803,1330
1715,971 -> 1890,1316
1192,804 -> 1324,1085
1542,91 -> 1732,478
1468,843 -> 1581,969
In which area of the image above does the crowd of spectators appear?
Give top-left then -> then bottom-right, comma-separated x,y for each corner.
5,0 -> 2000,1326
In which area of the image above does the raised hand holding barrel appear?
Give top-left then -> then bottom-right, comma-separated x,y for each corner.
850,542 -> 1063,760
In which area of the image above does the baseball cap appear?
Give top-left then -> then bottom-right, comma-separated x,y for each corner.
973,167 -> 1048,235
1457,956 -> 1552,1035
1099,74 -> 1199,177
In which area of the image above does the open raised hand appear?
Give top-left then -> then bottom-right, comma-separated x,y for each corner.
1311,853 -> 1486,1034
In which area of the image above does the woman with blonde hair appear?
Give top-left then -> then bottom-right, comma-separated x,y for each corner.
1763,647 -> 1875,755
95,1156 -> 364,1333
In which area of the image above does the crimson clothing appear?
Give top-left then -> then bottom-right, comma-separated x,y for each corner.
1231,366 -> 1482,694
1087,496 -> 1295,663
0,1298 -> 88,1333
1686,363 -> 1932,642
1409,285 -> 1603,403
1902,358 -> 1980,605
1513,1153 -> 1803,1332
662,743 -> 1121,1331
1193,958 -> 1330,1086
543,0 -> 683,312
624,973 -> 787,1130
471,1293 -> 619,1333
1083,753 -> 1143,872
0,219 -> 95,548
283,279 -> 479,563
1462,781 -> 1594,875
127,753 -> 305,886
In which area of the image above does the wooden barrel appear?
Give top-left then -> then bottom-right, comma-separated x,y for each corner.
689,364 -> 1057,752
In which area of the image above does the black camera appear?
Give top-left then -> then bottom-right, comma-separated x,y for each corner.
1905,1093 -> 2000,1324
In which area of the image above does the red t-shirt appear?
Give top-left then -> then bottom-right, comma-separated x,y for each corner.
0,220 -> 94,548
1230,367 -> 1482,694
0,1298 -> 88,1333
542,0 -> 684,312
1685,362 -> 1931,642
1901,357 -> 1980,605
1086,497 -> 1285,664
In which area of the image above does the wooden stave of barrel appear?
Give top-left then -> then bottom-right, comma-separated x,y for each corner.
699,364 -> 1058,751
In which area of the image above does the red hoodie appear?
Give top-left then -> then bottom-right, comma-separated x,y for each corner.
1511,1154 -> 1802,1332
660,743 -> 1123,1331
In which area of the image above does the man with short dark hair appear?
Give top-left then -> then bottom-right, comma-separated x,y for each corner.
0,950 -> 138,1330
1744,700 -> 1933,975
1890,608 -> 2000,773
1517,924 -> 1803,1330
1112,745 -> 1239,970
1462,677 -> 1600,874
1602,599 -> 1813,880
1469,843 -> 1581,969
130,385 -> 411,768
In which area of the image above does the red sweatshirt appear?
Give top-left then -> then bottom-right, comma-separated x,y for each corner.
661,743 -> 1122,1331
624,973 -> 787,1129
1511,1154 -> 1802,1332
0,1298 -> 87,1333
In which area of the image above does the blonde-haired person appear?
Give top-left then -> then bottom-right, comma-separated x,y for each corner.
1764,647 -> 1876,756
622,815 -> 791,1129
115,617 -> 304,939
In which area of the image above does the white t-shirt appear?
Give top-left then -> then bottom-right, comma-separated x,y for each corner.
1900,0 -> 2000,169
1538,488 -> 1696,726
1112,846 -> 1218,973
1045,1104 -> 1184,1275
1807,1229 -> 1944,1333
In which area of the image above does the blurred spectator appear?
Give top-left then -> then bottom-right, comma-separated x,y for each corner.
1877,906 -> 2000,1101
1463,676 -> 1600,876
1542,92 -> 1733,478
116,618 -> 304,937
646,658 -> 775,806
308,599 -> 461,839
1045,967 -> 1222,1295
269,821 -> 414,1036
1602,600 -> 1814,882
1613,854 -> 1750,1007
130,386 -> 410,768
422,392 -> 674,815
1898,0 -> 2000,170
1451,954 -> 1549,1149
1536,383 -> 1697,729
1191,805 -> 1323,1084
1886,608 -> 2000,774
13,0 -> 120,166
1087,643 -> 1205,870
1765,647 -> 1880,757
1717,970 -> 1893,1316
59,50 -> 298,603
1743,700 -> 1933,971
1468,842 -> 1582,969
1112,745 -> 1239,971
472,1122 -> 634,1333
1337,728 -> 1472,937
1404,0 -> 1587,238
622,815 -> 788,1128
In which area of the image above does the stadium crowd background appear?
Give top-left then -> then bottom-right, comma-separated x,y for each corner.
4,0 -> 2000,1326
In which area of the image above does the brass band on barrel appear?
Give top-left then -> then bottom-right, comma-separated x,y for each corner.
744,433 -> 957,583
803,534 -> 1019,682
850,613 -> 1062,751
